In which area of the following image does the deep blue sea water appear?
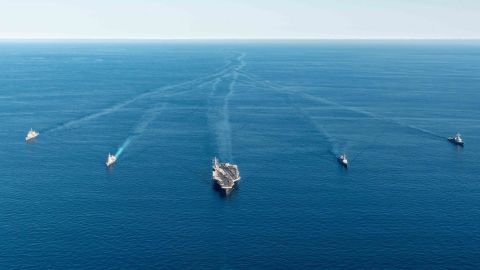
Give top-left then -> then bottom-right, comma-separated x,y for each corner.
0,41 -> 479,269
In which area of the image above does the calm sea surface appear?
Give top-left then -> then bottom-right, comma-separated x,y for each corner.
0,41 -> 479,269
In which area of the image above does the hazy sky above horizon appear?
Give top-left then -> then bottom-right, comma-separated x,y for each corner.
0,0 -> 479,39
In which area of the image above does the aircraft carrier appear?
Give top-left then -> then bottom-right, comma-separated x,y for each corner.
212,157 -> 241,192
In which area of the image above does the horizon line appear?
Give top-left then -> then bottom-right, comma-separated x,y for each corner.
1,37 -> 480,42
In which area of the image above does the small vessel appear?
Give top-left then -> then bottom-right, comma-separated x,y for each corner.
448,133 -> 464,146
212,157 -> 241,192
106,153 -> 117,167
337,154 -> 348,167
25,128 -> 39,141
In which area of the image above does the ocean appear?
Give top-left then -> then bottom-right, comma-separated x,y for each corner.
0,40 -> 479,269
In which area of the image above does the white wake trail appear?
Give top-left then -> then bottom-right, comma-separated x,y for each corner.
285,94 -> 341,157
43,55 -> 238,134
115,105 -> 165,159
209,53 -> 246,161
240,72 -> 444,140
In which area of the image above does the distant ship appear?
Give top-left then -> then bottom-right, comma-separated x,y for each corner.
106,153 -> 117,167
448,133 -> 464,146
337,154 -> 348,167
212,157 -> 241,192
25,128 -> 39,141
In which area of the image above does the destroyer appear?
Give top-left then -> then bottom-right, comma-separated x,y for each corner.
106,153 -> 117,167
212,157 -> 241,192
25,128 -> 39,141
338,154 -> 348,168
448,133 -> 464,146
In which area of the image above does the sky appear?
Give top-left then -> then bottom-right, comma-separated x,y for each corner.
0,0 -> 479,39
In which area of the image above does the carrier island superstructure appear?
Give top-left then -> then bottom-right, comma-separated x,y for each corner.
212,157 -> 241,192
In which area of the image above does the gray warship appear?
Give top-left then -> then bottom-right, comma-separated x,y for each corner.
212,157 -> 241,193
338,154 -> 348,168
448,133 -> 464,146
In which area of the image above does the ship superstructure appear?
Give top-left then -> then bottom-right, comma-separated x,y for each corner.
25,128 -> 39,141
106,153 -> 117,167
212,157 -> 241,192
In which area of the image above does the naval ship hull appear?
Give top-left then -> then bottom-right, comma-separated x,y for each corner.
448,138 -> 464,146
212,176 -> 241,192
25,136 -> 37,142
25,134 -> 39,141
337,158 -> 348,168
215,184 -> 235,194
